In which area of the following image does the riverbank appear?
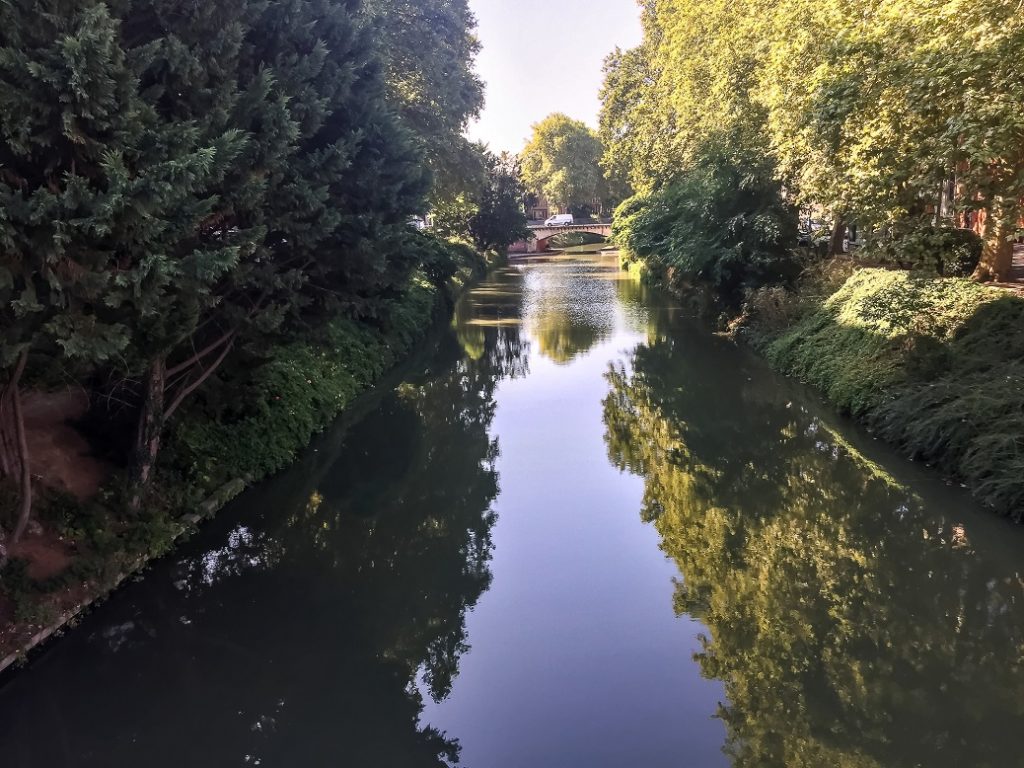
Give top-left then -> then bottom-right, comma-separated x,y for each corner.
735,262 -> 1024,518
0,250 -> 494,670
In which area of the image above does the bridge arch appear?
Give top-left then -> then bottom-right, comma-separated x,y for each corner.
525,223 -> 613,253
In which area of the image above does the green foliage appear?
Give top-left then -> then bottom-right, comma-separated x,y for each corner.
430,194 -> 480,244
467,152 -> 529,253
0,0 -> 240,370
600,0 -> 1024,277
406,233 -> 483,291
599,0 -> 771,195
168,279 -> 440,492
363,0 -> 484,201
757,269 -> 1024,515
613,147 -> 800,304
599,43 -> 664,194
433,149 -> 529,253
521,114 -> 605,213
865,220 -> 983,277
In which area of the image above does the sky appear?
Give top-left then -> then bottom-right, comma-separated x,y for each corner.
466,0 -> 644,154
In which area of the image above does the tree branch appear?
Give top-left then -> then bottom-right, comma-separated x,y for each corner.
163,338 -> 235,422
166,330 -> 237,378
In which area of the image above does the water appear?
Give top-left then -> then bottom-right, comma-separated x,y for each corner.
1,254 -> 1023,767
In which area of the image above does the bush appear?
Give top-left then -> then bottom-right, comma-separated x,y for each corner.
406,231 -> 485,290
865,218 -> 983,277
758,268 -> 1024,516
166,277 -> 441,493
164,236 -> 490,496
612,147 -> 800,305
738,258 -> 856,340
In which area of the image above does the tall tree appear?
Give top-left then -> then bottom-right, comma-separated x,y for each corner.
123,0 -> 429,498
521,114 -> 604,216
363,0 -> 484,202
467,152 -> 529,253
600,43 -> 665,195
602,0 -> 1024,278
0,0 -> 240,546
0,0 -> 433,526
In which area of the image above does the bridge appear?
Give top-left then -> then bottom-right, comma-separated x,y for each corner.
524,222 -> 613,253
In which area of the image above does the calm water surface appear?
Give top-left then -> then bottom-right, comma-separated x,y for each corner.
1,254 -> 1023,767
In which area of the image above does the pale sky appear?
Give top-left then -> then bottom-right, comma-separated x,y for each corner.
466,0 -> 644,154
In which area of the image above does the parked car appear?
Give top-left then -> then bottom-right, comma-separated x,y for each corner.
545,213 -> 575,226
408,216 -> 428,231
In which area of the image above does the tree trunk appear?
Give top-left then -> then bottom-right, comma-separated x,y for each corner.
973,197 -> 1017,282
0,389 -> 15,478
829,214 -> 846,256
130,357 -> 166,511
130,336 -> 235,509
9,351 -> 32,545
0,351 -> 32,562
0,381 -> 14,564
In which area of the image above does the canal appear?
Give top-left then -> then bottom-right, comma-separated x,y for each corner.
1,254 -> 1023,767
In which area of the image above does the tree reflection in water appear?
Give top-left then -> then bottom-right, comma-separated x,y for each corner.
522,257 -> 618,365
251,328 -> 514,766
0,325 -> 526,768
603,323 -> 1024,768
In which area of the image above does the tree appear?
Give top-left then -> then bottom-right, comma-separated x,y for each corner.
428,149 -> 528,254
599,44 -> 664,195
614,145 -> 799,305
756,0 -> 1024,274
0,0 -> 245,546
521,114 -> 604,215
363,0 -> 484,202
598,0 -> 798,287
120,0 -> 430,499
601,0 -> 1024,279
0,0 -> 434,526
467,153 -> 529,253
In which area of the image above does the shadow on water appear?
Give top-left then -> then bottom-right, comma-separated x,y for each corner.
0,322 -> 527,767
603,297 -> 1024,768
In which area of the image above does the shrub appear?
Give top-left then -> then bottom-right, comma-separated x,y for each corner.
166,278 -> 441,493
865,218 -> 983,277
612,147 -> 800,305
759,267 -> 1024,517
739,258 -> 856,341
406,231 -> 485,291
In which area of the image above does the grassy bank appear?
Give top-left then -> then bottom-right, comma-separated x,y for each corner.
0,253 -> 491,666
741,266 -> 1024,517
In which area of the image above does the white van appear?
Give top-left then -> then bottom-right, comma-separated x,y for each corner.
544,213 -> 575,226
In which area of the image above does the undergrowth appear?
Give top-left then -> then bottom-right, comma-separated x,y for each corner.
744,267 -> 1024,517
167,277 -> 442,493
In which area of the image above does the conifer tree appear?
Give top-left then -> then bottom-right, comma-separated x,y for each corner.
121,0 -> 429,496
0,0 -> 234,549
0,0 -> 438,529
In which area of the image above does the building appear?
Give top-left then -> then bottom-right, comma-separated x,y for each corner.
526,192 -> 550,222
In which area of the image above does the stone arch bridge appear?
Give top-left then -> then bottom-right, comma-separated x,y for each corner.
526,222 -> 613,253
